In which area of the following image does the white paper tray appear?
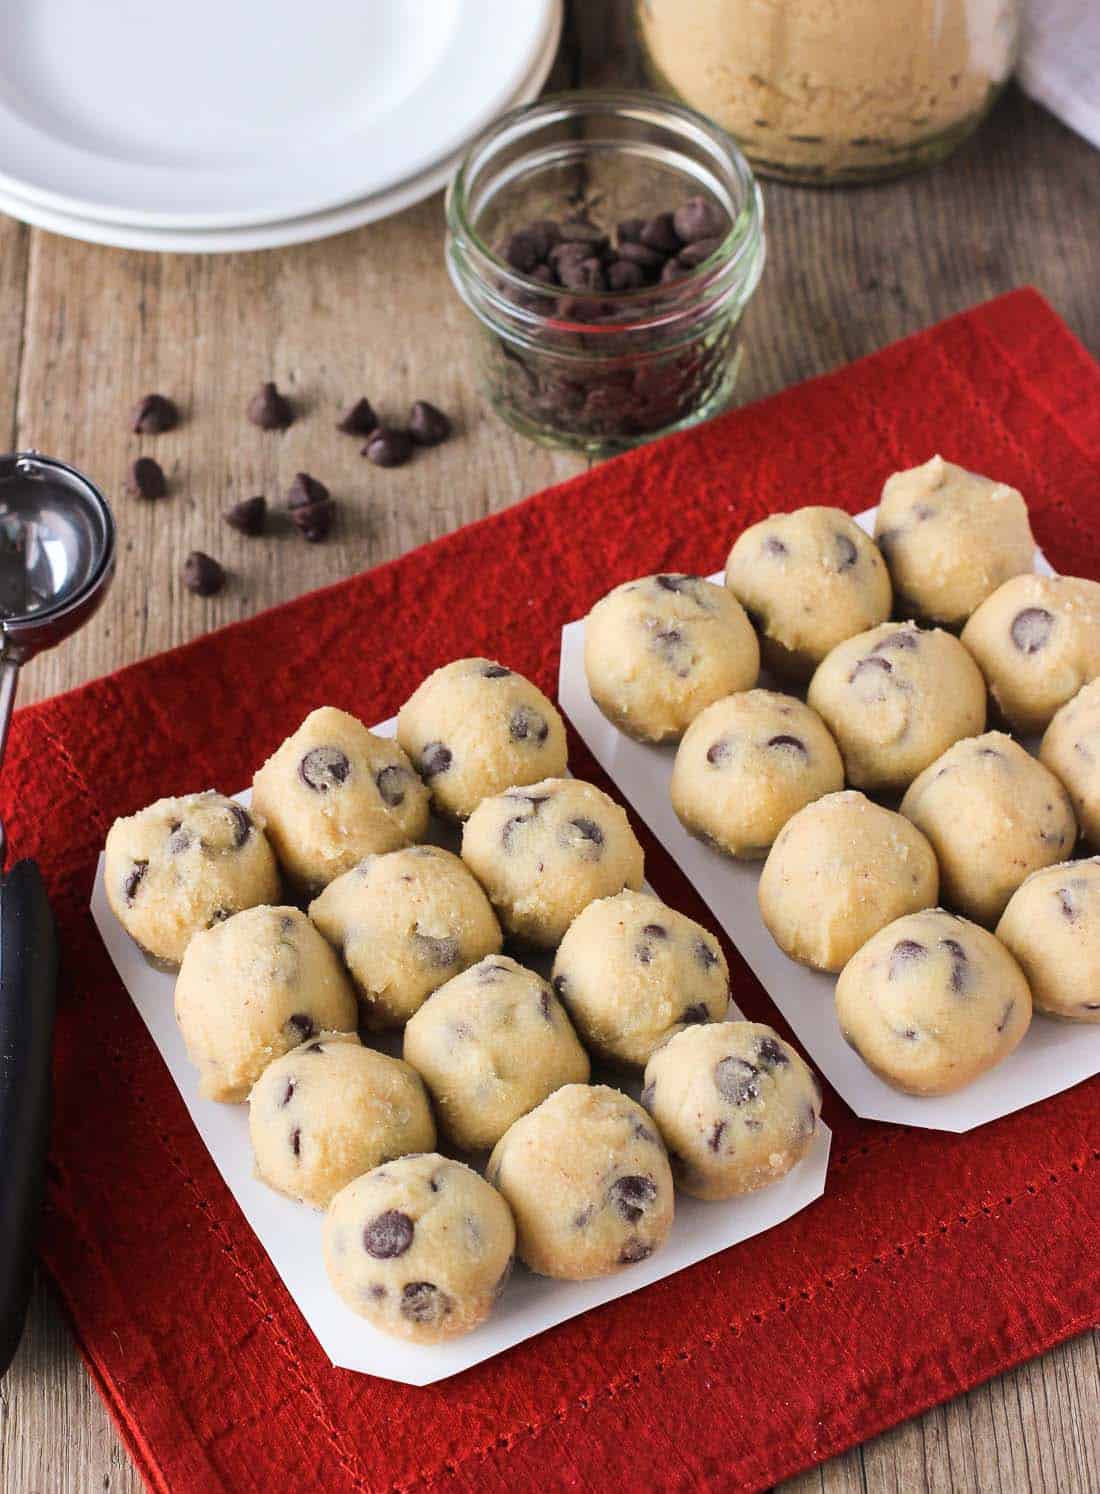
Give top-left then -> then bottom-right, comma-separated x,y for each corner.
90,715 -> 831,1386
558,508 -> 1100,1133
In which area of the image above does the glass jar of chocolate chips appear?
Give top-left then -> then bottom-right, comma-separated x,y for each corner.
446,92 -> 765,455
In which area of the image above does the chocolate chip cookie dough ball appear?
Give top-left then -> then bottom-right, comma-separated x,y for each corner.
309,846 -> 502,1029
252,707 -> 429,894
835,909 -> 1032,1095
323,1154 -> 515,1343
996,859 -> 1100,1023
807,622 -> 987,794
461,780 -> 645,948
724,507 -> 891,681
758,792 -> 938,973
403,955 -> 590,1151
174,906 -> 358,1102
584,574 -> 760,743
671,690 -> 844,860
960,574 -> 1100,735
1040,679 -> 1100,846
396,659 -> 567,820
900,733 -> 1076,926
249,1032 -> 435,1208
488,1085 -> 673,1279
551,891 -> 729,1066
874,456 -> 1035,627
105,792 -> 280,966
642,1023 -> 820,1200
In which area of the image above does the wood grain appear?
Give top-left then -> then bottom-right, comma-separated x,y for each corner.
2,3 -> 1099,1490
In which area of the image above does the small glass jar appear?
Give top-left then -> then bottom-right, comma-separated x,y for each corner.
445,91 -> 765,455
636,0 -> 1020,184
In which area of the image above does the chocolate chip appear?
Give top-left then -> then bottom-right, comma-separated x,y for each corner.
608,1174 -> 657,1223
247,381 -> 293,431
1057,886 -> 1079,921
408,401 -> 452,447
673,195 -> 727,243
642,923 -> 668,940
228,803 -> 252,847
709,1120 -> 727,1152
299,746 -> 351,792
286,1013 -> 314,1041
714,1056 -> 760,1105
482,663 -> 511,677
568,817 -> 604,848
224,495 -> 266,535
758,1036 -> 789,1068
681,1003 -> 709,1024
552,973 -> 568,998
707,739 -> 732,767
889,939 -> 926,977
375,765 -> 407,807
762,535 -> 789,557
607,259 -> 646,292
1011,607 -> 1055,655
677,236 -> 722,269
290,1127 -> 301,1158
849,655 -> 894,689
939,937 -> 969,993
640,212 -> 682,254
695,939 -> 719,969
401,1281 -> 450,1325
619,1239 -> 653,1265
414,931 -> 460,968
183,551 -> 226,596
167,825 -> 192,855
767,734 -> 807,755
660,256 -> 692,284
510,705 -> 549,744
558,255 -> 606,292
573,1205 -> 595,1229
539,988 -> 553,1021
502,230 -> 544,272
336,396 -> 378,435
286,472 -> 334,542
617,217 -> 645,244
125,456 -> 167,500
835,533 -> 859,570
131,393 -> 178,434
363,1210 -> 414,1259
280,1079 -> 295,1107
123,860 -> 148,903
419,742 -> 452,778
617,240 -> 666,272
872,629 -> 919,653
363,427 -> 413,467
997,999 -> 1016,1033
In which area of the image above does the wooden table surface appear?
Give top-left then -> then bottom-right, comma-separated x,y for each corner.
2,6 -> 1099,1489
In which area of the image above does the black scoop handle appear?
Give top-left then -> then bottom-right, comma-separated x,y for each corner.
0,859 -> 57,1376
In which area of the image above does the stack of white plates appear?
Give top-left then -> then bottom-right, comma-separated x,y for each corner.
0,0 -> 561,252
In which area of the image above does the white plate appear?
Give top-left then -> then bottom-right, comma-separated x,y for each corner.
0,0 -> 554,228
558,509 -> 1100,1132
0,3 -> 561,254
89,714 -> 830,1386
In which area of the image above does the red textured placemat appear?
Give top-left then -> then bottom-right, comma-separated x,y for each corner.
17,288 -> 1100,1493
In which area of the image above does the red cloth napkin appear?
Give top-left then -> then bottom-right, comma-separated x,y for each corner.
18,289 -> 1100,1493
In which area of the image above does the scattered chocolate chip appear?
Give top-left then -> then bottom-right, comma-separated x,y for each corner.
247,381 -> 293,431
363,426 -> 413,467
167,825 -> 192,855
182,551 -> 226,597
375,765 -> 407,807
714,1056 -> 760,1105
280,1079 -> 295,1107
849,655 -> 894,690
414,931 -> 460,968
552,973 -> 568,998
889,939 -> 926,977
408,400 -> 452,446
290,1127 -> 301,1158
642,923 -> 668,939
299,746 -> 350,792
758,1036 -> 789,1067
696,939 -> 719,970
510,705 -> 549,744
767,734 -> 807,755
568,817 -> 604,848
608,1174 -> 658,1224
224,495 -> 266,535
872,629 -> 919,653
364,1210 -> 415,1259
228,803 -> 252,847
1057,886 -> 1079,921
619,1239 -> 653,1265
123,860 -> 148,903
131,393 -> 178,434
539,988 -> 553,1021
681,1003 -> 709,1024
419,742 -> 452,778
997,999 -> 1016,1033
835,532 -> 859,570
707,739 -> 732,767
762,535 -> 788,558
286,1013 -> 314,1041
125,456 -> 167,500
673,195 -> 727,243
573,1205 -> 595,1229
709,1120 -> 727,1152
939,937 -> 969,993
1011,607 -> 1055,654
401,1281 -> 450,1325
336,396 -> 378,435
286,472 -> 335,542
634,1122 -> 658,1145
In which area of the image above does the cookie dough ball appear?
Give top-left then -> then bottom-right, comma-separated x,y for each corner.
550,891 -> 729,1066
642,1022 -> 820,1200
396,659 -> 567,820
725,507 -> 891,681
403,955 -> 590,1150
584,574 -> 760,743
835,909 -> 1033,1095
174,906 -> 358,1102
960,574 -> 1100,735
807,622 -> 987,794
996,859 -> 1100,1023
461,780 -> 644,948
488,1084 -> 673,1279
900,733 -> 1076,926
1040,679 -> 1100,846
874,455 -> 1035,627
249,1032 -> 435,1207
323,1154 -> 515,1343
309,846 -> 502,1029
671,690 -> 844,860
105,792 -> 280,966
759,792 -> 938,973
252,707 -> 430,894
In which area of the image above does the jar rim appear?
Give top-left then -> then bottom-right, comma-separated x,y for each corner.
445,88 -> 765,336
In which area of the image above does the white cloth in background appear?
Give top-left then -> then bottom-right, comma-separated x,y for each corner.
1019,0 -> 1100,147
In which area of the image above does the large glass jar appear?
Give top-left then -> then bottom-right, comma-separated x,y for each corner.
636,0 -> 1020,184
